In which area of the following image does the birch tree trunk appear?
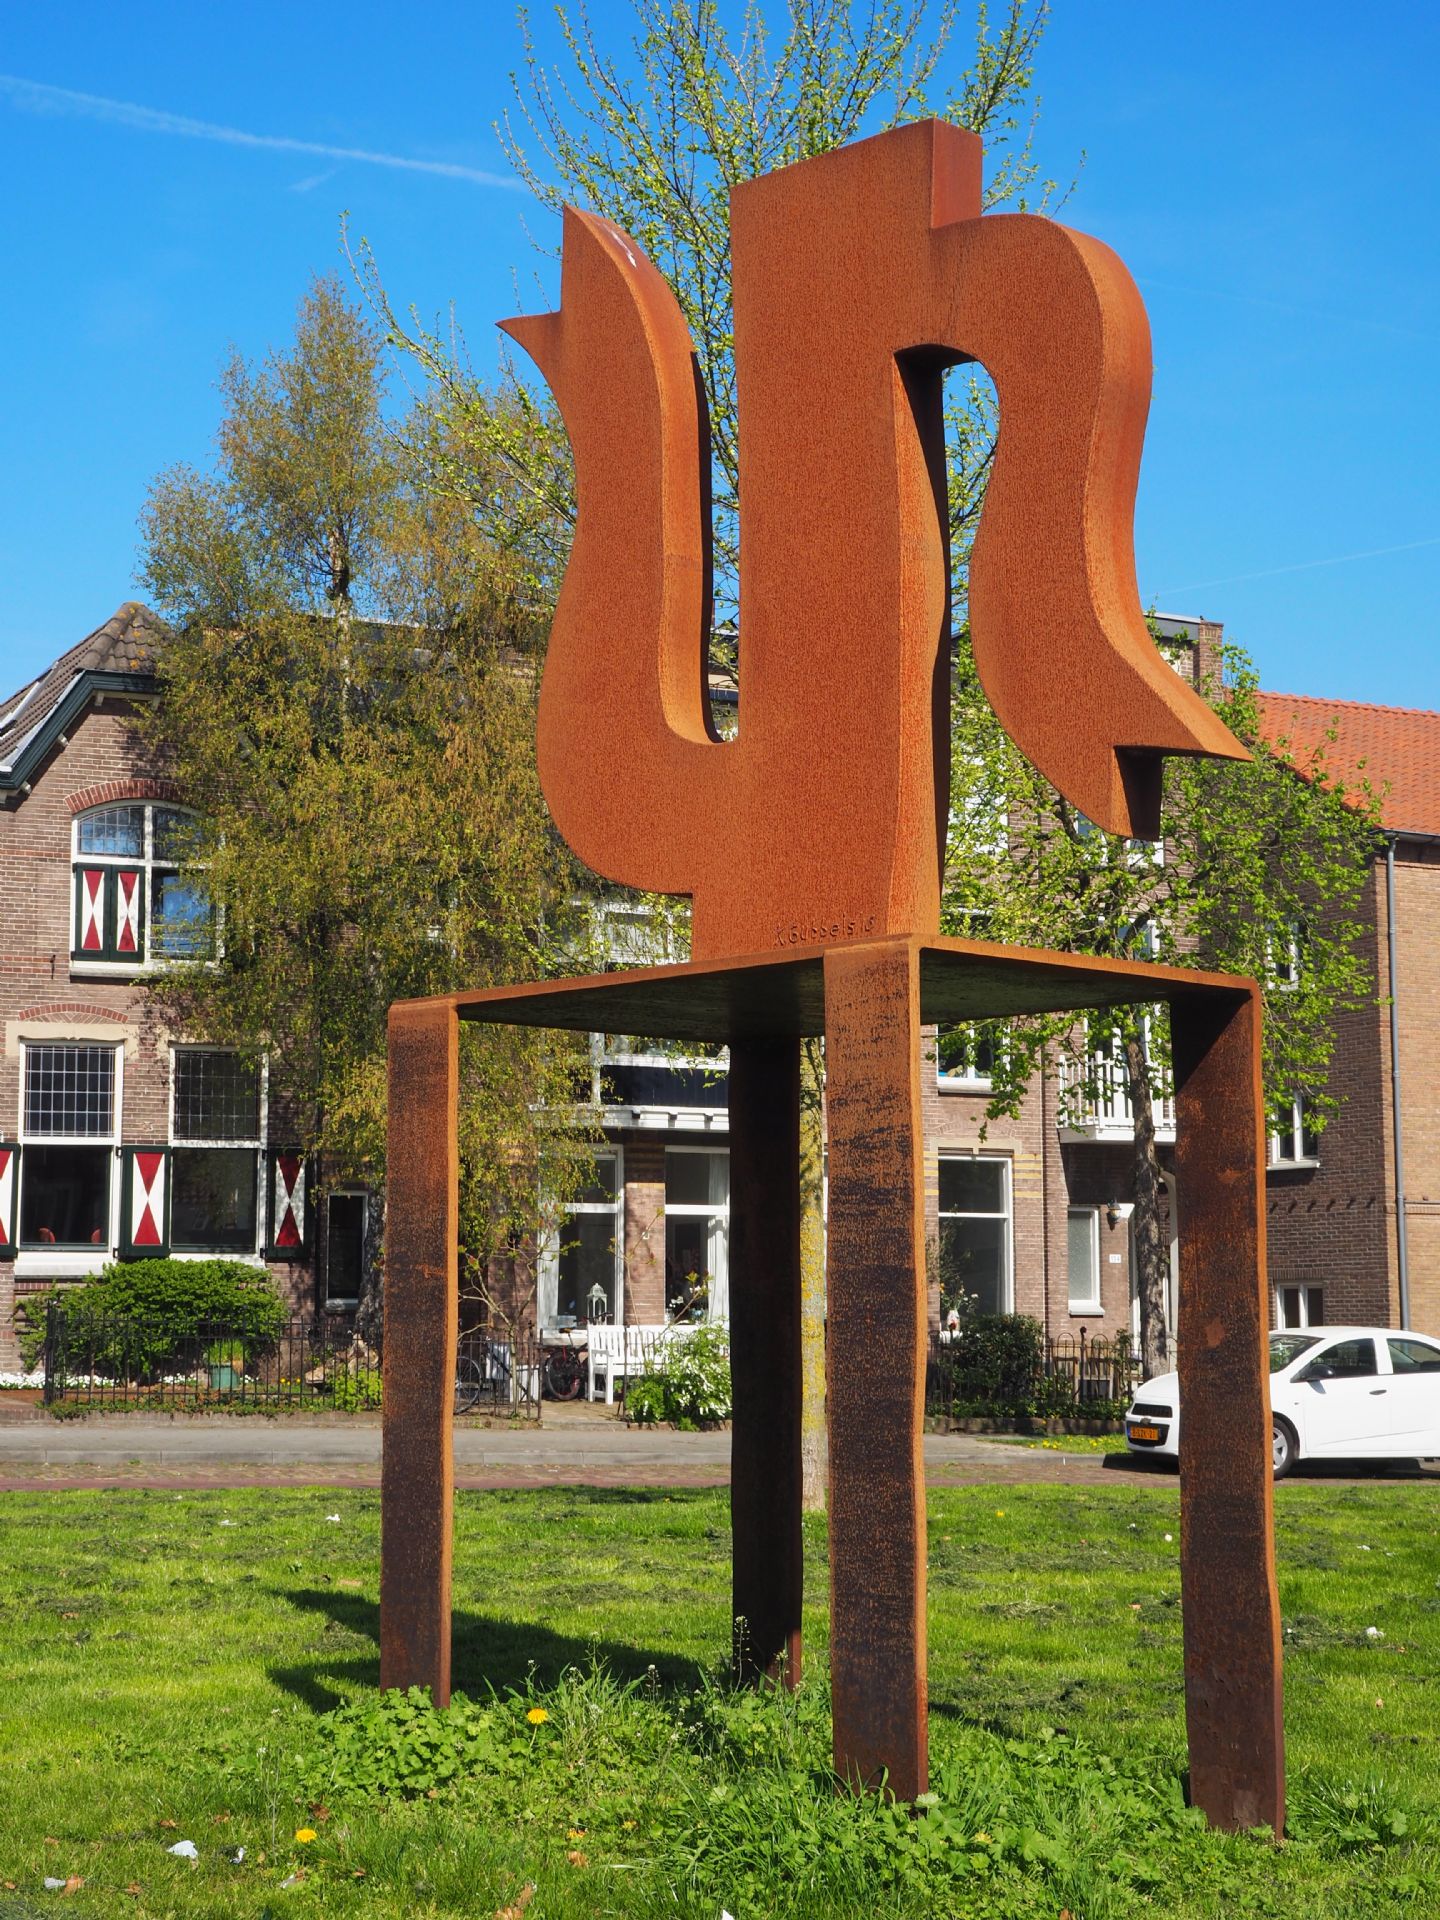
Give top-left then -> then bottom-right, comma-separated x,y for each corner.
1125,1034 -> 1171,1380
799,1037 -> 828,1511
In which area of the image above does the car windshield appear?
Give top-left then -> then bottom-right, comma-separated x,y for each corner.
1269,1332 -> 1320,1372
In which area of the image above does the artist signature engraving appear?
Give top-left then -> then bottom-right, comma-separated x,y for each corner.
774,914 -> 877,948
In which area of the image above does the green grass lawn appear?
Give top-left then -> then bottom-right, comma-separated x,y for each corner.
0,1479 -> 1436,1918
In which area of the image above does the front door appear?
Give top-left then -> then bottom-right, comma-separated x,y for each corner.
325,1192 -> 366,1310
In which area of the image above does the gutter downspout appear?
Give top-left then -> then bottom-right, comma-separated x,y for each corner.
1385,836 -> 1411,1328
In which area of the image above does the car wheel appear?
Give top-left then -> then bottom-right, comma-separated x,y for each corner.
1272,1419 -> 1298,1479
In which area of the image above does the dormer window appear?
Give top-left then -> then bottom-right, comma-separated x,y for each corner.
71,803 -> 210,970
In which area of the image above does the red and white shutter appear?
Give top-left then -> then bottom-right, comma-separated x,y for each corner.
75,867 -> 107,955
268,1151 -> 308,1256
119,1147 -> 169,1259
0,1144 -> 17,1254
114,869 -> 143,957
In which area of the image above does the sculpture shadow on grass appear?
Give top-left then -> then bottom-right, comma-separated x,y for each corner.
271,1585 -> 708,1714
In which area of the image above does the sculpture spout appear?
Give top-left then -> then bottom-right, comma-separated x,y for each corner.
501,208 -> 722,900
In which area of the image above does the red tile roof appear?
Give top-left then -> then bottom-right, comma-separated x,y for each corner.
1257,690 -> 1440,838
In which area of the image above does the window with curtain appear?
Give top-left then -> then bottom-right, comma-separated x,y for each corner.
1067,1206 -> 1101,1313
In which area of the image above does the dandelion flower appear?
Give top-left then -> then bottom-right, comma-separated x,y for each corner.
1163,1533 -> 1173,1543
994,1509 -> 1005,1519
294,1828 -> 318,1844
567,1829 -> 586,1841
526,1707 -> 550,1725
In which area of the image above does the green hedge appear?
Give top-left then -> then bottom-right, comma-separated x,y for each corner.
21,1259 -> 289,1373
939,1313 -> 1045,1406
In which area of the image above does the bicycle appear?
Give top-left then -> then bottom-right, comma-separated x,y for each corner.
454,1351 -> 487,1415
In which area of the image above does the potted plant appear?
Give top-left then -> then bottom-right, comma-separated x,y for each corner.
203,1339 -> 246,1390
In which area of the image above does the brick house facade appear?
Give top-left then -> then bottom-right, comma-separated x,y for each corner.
1256,693 -> 1440,1337
4,606 -> 1437,1364
0,607 -> 322,1366
545,637 -> 1440,1344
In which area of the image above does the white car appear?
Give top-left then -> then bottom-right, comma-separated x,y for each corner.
1125,1326 -> 1440,1478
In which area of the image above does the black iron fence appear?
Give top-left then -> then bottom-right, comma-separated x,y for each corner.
927,1325 -> 1143,1421
41,1309 -> 541,1420
455,1330 -> 542,1420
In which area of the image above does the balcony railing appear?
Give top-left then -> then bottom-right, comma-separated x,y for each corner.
1057,1055 -> 1175,1140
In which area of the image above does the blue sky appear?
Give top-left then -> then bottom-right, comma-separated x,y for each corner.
1,0 -> 1436,710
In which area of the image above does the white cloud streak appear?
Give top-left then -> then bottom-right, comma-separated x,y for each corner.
1154,536 -> 1440,600
0,73 -> 523,189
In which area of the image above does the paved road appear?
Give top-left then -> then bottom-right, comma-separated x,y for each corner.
0,1413 -> 1147,1491
0,1413 -> 1430,1493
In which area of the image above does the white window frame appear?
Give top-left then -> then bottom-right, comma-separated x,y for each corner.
1276,1282 -> 1325,1329
1074,812 -> 1164,869
540,1148 -> 625,1330
167,1047 -> 267,1260
947,781 -> 1009,862
1265,921 -> 1303,991
1067,1205 -> 1103,1315
1269,1095 -> 1319,1168
14,1040 -> 123,1273
935,1022 -> 998,1092
663,1144 -> 730,1322
937,1152 -> 1013,1316
70,801 -> 207,976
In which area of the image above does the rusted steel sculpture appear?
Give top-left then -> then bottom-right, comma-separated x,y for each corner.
382,118 -> 1284,1833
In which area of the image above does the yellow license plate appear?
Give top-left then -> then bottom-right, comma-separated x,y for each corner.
1129,1425 -> 1160,1443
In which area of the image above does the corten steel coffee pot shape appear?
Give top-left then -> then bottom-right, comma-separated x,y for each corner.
382,114 -> 1285,1840
502,117 -> 1247,959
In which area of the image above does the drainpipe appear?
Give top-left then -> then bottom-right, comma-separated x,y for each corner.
1385,836 -> 1411,1328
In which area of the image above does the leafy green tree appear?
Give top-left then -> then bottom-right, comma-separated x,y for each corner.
359,0 -> 1059,648
365,0 -> 1376,1396
946,634 -> 1381,1377
360,0 -> 1060,1499
138,277 -> 594,1335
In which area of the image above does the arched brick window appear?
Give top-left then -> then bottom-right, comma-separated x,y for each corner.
71,802 -> 210,970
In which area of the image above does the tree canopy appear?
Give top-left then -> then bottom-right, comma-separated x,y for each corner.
947,631 -> 1381,1371
358,0 -> 1061,652
138,277 -> 596,1321
361,0 -> 1380,1383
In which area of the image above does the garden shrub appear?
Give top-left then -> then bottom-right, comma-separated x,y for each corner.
330,1364 -> 383,1411
928,1314 -> 1134,1423
942,1313 -> 1045,1409
26,1258 -> 289,1375
63,1257 -> 288,1328
626,1323 -> 731,1427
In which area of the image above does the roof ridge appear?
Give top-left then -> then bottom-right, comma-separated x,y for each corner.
1260,687 -> 1440,724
